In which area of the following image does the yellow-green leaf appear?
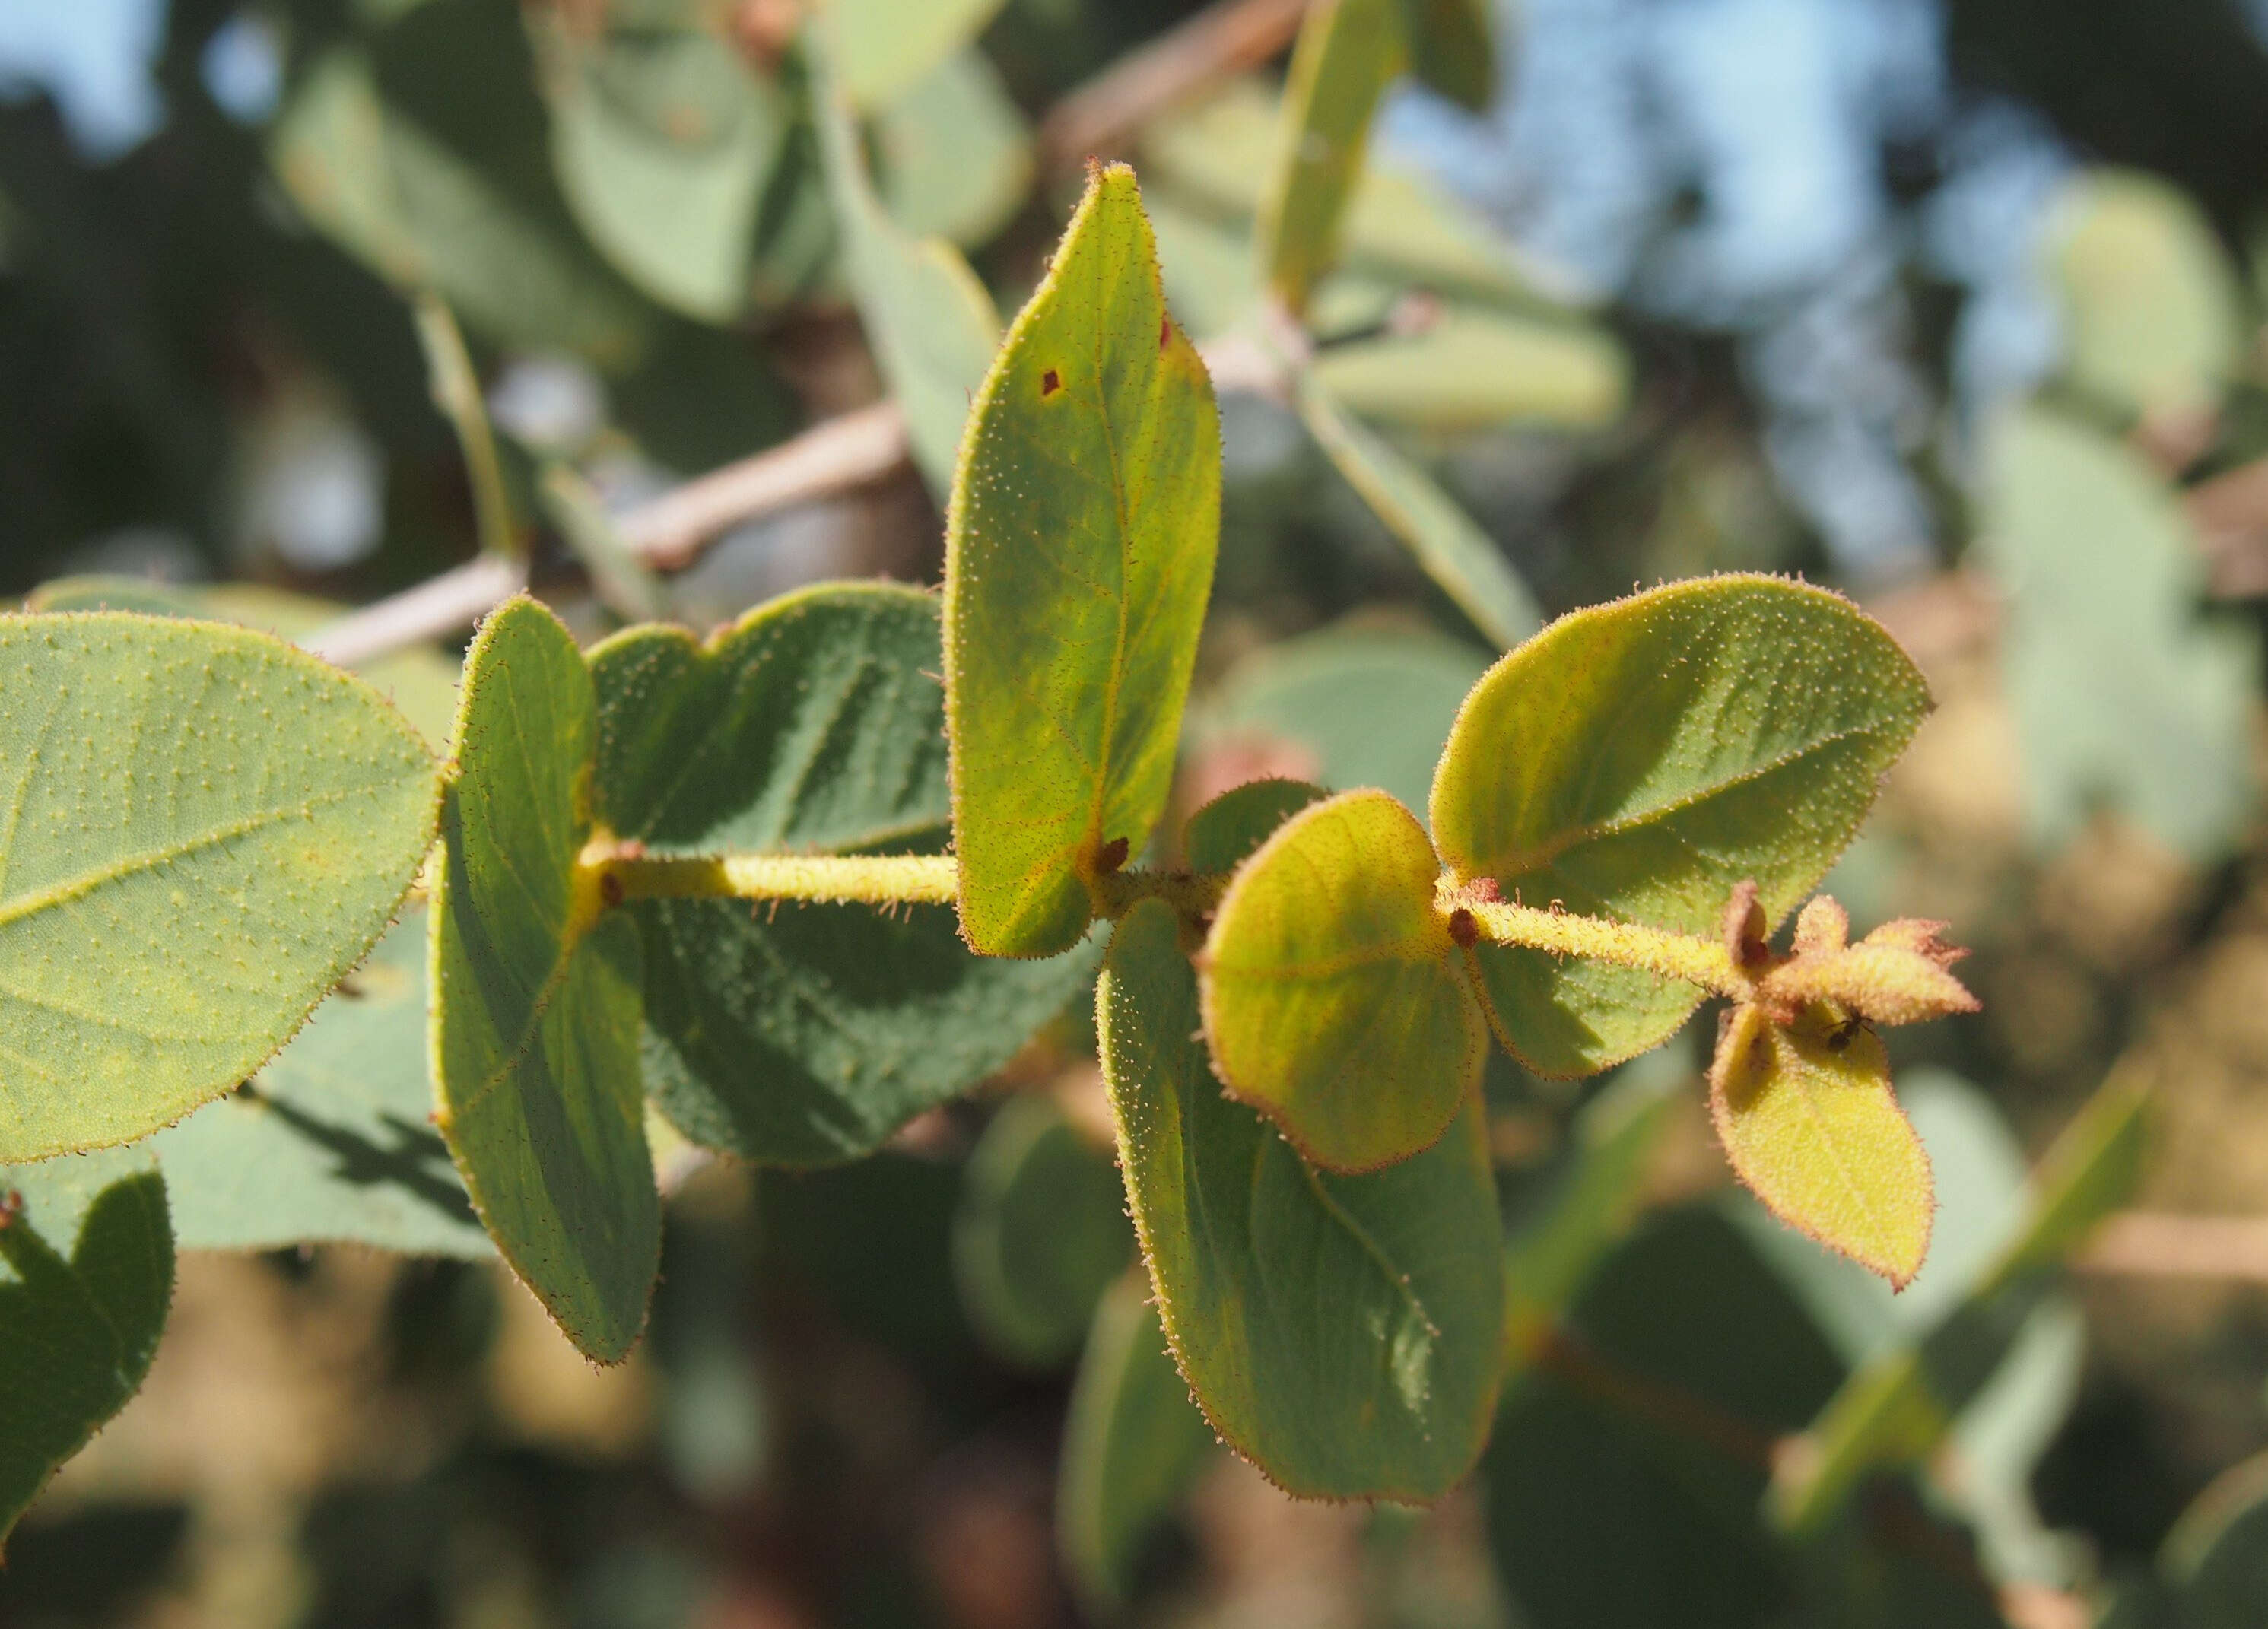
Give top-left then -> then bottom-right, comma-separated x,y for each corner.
1394,0 -> 1494,110
1101,900 -> 1502,1501
1709,1002 -> 1933,1289
431,597 -> 658,1361
1310,308 -> 1627,431
823,0 -> 1007,110
944,164 -> 1221,957
0,614 -> 437,1161
1258,0 -> 1406,315
1199,789 -> 1485,1173
1430,576 -> 1930,1077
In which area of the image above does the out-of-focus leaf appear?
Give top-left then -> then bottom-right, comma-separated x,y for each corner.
1768,1073 -> 2148,1533
1196,623 -> 1488,821
2048,168 -> 2242,428
0,1150 -> 171,1547
539,464 -> 672,624
1296,378 -> 1542,648
24,576 -> 460,749
1979,403 -> 2257,862
1101,899 -> 1502,1501
1394,0 -> 1494,110
873,48 -> 1031,250
952,1097 -> 1132,1367
590,586 -> 1096,1166
2163,1449 -> 2268,1627
1199,790 -> 1485,1172
812,49 -> 999,494
1057,1273 -> 1218,1614
1312,308 -> 1627,430
824,0 -> 1009,110
533,12 -> 783,323
1431,576 -> 1929,1078
432,598 -> 657,1362
945,164 -> 1219,957
0,614 -> 437,1161
1259,0 -> 1406,315
152,910 -> 489,1258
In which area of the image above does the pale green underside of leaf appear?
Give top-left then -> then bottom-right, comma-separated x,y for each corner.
153,909 -> 490,1258
433,598 -> 657,1362
1102,900 -> 1502,1502
1259,0 -> 1406,314
952,1097 -> 1134,1367
0,1147 -> 172,1548
1201,789 -> 1485,1173
535,14 -> 783,324
590,583 -> 1095,1164
1057,1272 -> 1218,1614
1710,1005 -> 1933,1289
1981,404 -> 2257,862
1310,310 -> 1628,431
825,0 -> 1009,110
813,48 -> 1002,493
1431,575 -> 1930,1077
873,49 -> 1033,251
945,164 -> 1222,957
0,614 -> 437,1161
1295,379 -> 1543,649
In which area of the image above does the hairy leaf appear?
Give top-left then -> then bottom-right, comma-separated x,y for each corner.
534,12 -> 783,324
813,52 -> 1001,493
1182,778 -> 1329,873
1708,1002 -> 1933,1290
1981,404 -> 2256,862
0,614 -> 436,1161
945,164 -> 1221,956
1102,899 -> 1502,1500
1199,790 -> 1485,1172
1431,576 -> 1930,1076
1296,379 -> 1542,649
1258,0 -> 1406,314
590,585 -> 1095,1165
152,910 -> 489,1258
0,1149 -> 172,1548
1057,1272 -> 1218,1614
953,1097 -> 1133,1367
432,597 -> 657,1361
825,0 -> 1009,110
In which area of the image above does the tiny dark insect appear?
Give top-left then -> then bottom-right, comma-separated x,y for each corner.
1448,908 -> 1479,948
1826,1015 -> 1866,1053
1040,368 -> 1062,396
1096,835 -> 1130,874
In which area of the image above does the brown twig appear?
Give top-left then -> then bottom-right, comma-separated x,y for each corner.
301,554 -> 526,668
1039,0 -> 1312,170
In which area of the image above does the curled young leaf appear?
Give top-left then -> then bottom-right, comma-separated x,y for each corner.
1759,915 -> 1980,1029
1708,1001 -> 1933,1289
1199,789 -> 1486,1173
945,163 -> 1221,957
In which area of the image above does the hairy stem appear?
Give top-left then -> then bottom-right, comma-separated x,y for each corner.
1452,894 -> 1745,999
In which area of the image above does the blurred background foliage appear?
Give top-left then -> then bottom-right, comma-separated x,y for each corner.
8,0 -> 2268,1624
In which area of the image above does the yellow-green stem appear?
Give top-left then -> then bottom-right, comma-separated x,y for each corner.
583,850 -> 1231,921
1454,894 -> 1745,999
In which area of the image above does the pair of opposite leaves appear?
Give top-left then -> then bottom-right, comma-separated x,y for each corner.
946,164 -> 1957,1291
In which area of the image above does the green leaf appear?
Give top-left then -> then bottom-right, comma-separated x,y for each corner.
539,465 -> 674,625
24,576 -> 461,750
0,1148 -> 172,1548
0,614 -> 437,1161
945,164 -> 1222,957
952,1096 -> 1133,1367
1310,308 -> 1627,430
812,49 -> 1001,495
2049,168 -> 2242,427
1766,1073 -> 2148,1533
533,11 -> 783,323
1979,404 -> 2257,862
1195,623 -> 1488,821
1430,576 -> 1930,1077
1199,789 -> 1485,1172
823,0 -> 1009,110
1295,378 -> 1544,649
1101,899 -> 1502,1501
150,909 -> 490,1259
589,584 -> 1096,1165
1182,778 -> 1329,872
432,597 -> 658,1361
872,49 -> 1032,250
1258,0 -> 1406,315
1057,1272 -> 1218,1615
2165,1449 -> 2268,1627
1394,0 -> 1494,111
1707,1002 -> 1933,1290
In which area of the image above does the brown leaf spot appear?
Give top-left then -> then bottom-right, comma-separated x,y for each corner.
1040,368 -> 1062,397
1449,908 -> 1479,948
1095,836 -> 1130,874
0,1189 -> 21,1229
599,871 -> 624,908
1159,316 -> 1173,351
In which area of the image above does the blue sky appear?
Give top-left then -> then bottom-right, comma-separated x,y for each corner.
0,0 -> 166,157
